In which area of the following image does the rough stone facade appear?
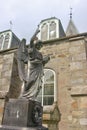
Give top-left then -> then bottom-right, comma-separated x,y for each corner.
41,33 -> 87,130
0,33 -> 87,130
0,49 -> 21,124
0,50 -> 14,123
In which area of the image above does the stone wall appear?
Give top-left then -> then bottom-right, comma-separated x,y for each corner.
66,37 -> 87,130
0,33 -> 87,130
0,51 -> 14,124
0,49 -> 22,124
41,34 -> 87,130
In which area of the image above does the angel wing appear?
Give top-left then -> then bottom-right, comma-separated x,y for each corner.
17,39 -> 28,82
17,29 -> 40,82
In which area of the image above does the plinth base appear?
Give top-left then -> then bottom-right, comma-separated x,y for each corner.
1,99 -> 48,130
2,99 -> 43,127
0,125 -> 48,130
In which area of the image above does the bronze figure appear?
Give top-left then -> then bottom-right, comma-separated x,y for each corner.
17,29 -> 50,99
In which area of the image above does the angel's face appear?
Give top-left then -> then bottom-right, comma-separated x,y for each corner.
36,44 -> 42,50
35,41 -> 43,50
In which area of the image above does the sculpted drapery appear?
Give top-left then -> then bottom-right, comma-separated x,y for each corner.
17,29 -> 50,99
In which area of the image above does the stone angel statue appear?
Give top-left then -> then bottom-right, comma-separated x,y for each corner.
17,29 -> 50,99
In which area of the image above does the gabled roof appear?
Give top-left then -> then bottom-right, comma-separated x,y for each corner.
66,19 -> 79,36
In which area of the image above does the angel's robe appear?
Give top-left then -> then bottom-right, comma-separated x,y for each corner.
22,47 -> 44,99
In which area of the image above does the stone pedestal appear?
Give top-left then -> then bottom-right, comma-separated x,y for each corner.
0,125 -> 47,130
1,99 -> 47,130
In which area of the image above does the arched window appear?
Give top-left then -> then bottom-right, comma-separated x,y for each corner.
0,32 -> 11,50
3,33 -> 10,49
41,23 -> 48,41
37,69 -> 56,106
49,21 -> 56,39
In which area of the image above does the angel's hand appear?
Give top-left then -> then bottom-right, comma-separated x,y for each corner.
32,29 -> 40,40
35,28 -> 40,34
42,55 -> 50,65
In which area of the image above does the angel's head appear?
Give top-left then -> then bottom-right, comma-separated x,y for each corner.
34,40 -> 43,50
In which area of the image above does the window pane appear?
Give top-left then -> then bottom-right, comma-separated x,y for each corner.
44,70 -> 54,83
49,21 -> 56,39
43,96 -> 54,105
36,69 -> 55,106
41,23 -> 48,41
3,34 -> 10,49
44,84 -> 54,95
5,33 -> 10,39
3,41 -> 9,49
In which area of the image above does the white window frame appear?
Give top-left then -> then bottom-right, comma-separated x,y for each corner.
0,31 -> 12,50
37,68 -> 57,106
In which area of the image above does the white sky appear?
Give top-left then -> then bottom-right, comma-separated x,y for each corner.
0,0 -> 87,43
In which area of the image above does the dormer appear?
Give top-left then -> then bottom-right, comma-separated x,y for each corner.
0,30 -> 20,51
38,17 -> 65,41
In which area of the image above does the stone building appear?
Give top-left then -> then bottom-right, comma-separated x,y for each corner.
0,17 -> 87,130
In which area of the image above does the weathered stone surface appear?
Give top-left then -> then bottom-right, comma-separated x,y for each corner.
72,111 -> 84,117
71,85 -> 87,95
79,118 -> 87,125
0,125 -> 48,130
0,35 -> 87,130
0,91 -> 8,99
0,53 -> 14,93
70,78 -> 84,85
71,53 -> 86,61
0,100 -> 5,124
70,62 -> 83,71
0,52 -> 15,126
2,99 -> 43,127
80,97 -> 87,109
71,101 -> 78,110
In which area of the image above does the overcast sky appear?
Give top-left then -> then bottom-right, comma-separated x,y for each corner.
0,0 -> 87,43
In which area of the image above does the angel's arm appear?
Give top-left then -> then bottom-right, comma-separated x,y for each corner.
42,55 -> 50,66
30,28 -> 40,48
